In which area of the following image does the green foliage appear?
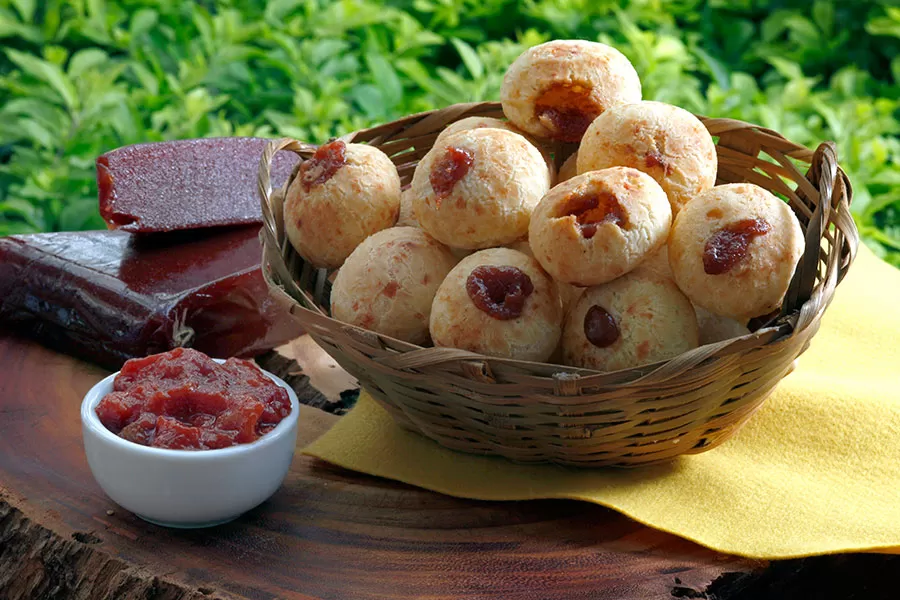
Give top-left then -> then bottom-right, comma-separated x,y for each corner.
0,0 -> 898,267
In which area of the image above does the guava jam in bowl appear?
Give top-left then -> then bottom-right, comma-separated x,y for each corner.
81,348 -> 299,529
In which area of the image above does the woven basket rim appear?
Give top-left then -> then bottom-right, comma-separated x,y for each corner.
255,101 -> 859,387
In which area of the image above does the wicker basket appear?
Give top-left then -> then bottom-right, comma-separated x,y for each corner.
256,101 -> 858,468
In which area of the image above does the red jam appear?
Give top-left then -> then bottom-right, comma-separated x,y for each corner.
703,218 -> 771,275
466,265 -> 534,320
645,151 -> 674,175
563,191 -> 627,239
534,83 -> 598,142
430,146 -> 474,203
95,348 -> 291,450
584,305 -> 620,348
301,140 -> 347,192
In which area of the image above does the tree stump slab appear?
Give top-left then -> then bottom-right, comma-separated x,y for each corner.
1,333 -> 897,599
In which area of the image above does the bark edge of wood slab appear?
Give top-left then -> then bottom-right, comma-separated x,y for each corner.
0,498 -> 222,600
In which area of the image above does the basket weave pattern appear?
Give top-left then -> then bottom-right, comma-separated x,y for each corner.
257,102 -> 858,467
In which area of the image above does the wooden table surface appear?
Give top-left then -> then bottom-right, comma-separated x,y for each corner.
1,333 -> 897,600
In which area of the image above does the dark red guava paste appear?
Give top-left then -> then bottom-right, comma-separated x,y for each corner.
96,348 -> 291,450
703,218 -> 771,275
301,140 -> 347,192
534,82 -> 598,142
584,305 -> 620,348
430,146 -> 474,202
465,265 -> 534,320
562,190 -> 627,239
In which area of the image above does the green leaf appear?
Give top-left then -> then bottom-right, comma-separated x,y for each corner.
262,109 -> 310,140
863,193 -> 900,220
15,118 -> 56,148
0,221 -> 41,236
2,98 -> 69,134
44,45 -> 68,67
40,2 -> 62,40
870,171 -> 900,186
68,48 -> 109,78
766,56 -> 805,82
86,0 -> 106,20
365,52 -> 403,108
396,58 -> 459,105
309,39 -> 350,67
349,84 -> 386,119
265,0 -> 306,23
783,14 -> 820,46
693,46 -> 729,90
129,61 -> 160,96
58,199 -> 104,232
435,66 -> 473,101
866,7 -> 900,38
760,10 -> 791,41
193,8 -> 214,56
6,48 -> 78,110
130,8 -> 158,38
812,0 -> 834,35
0,7 -> 41,42
0,199 -> 42,228
451,37 -> 483,79
11,0 -> 35,22
867,227 -> 900,252
320,54 -> 359,79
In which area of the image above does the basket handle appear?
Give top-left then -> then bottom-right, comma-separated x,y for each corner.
783,142 -> 858,331
257,138 -> 317,247
257,138 -> 335,315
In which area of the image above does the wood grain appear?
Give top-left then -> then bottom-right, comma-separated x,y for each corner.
1,332 -> 893,599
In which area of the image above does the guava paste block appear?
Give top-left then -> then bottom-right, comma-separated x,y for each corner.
0,227 -> 304,369
97,138 -> 300,232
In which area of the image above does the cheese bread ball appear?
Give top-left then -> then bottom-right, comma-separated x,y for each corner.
529,167 -> 671,286
411,128 -> 551,250
430,248 -> 562,361
562,270 -> 698,372
397,187 -> 419,227
557,151 -> 579,185
695,306 -> 750,346
577,101 -> 717,214
638,244 -> 673,280
668,183 -> 804,321
632,248 -> 752,345
331,227 -> 457,345
599,246 -> 749,345
284,140 -> 400,269
434,116 -> 520,147
634,245 -> 750,356
501,40 -> 641,143
507,238 -> 583,313
435,117 -> 557,182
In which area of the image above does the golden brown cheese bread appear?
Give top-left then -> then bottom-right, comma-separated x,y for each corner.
562,270 -> 699,371
411,128 -> 551,250
529,167 -> 671,286
668,183 -> 805,321
501,40 -> 641,143
430,248 -> 563,361
284,140 -> 400,269
577,101 -> 717,215
331,227 -> 457,345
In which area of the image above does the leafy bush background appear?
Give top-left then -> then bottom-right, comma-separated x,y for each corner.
1,0 -> 898,267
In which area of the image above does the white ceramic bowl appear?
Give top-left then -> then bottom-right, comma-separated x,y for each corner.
81,359 -> 299,528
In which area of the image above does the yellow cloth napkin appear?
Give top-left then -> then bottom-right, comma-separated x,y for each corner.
305,245 -> 900,559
